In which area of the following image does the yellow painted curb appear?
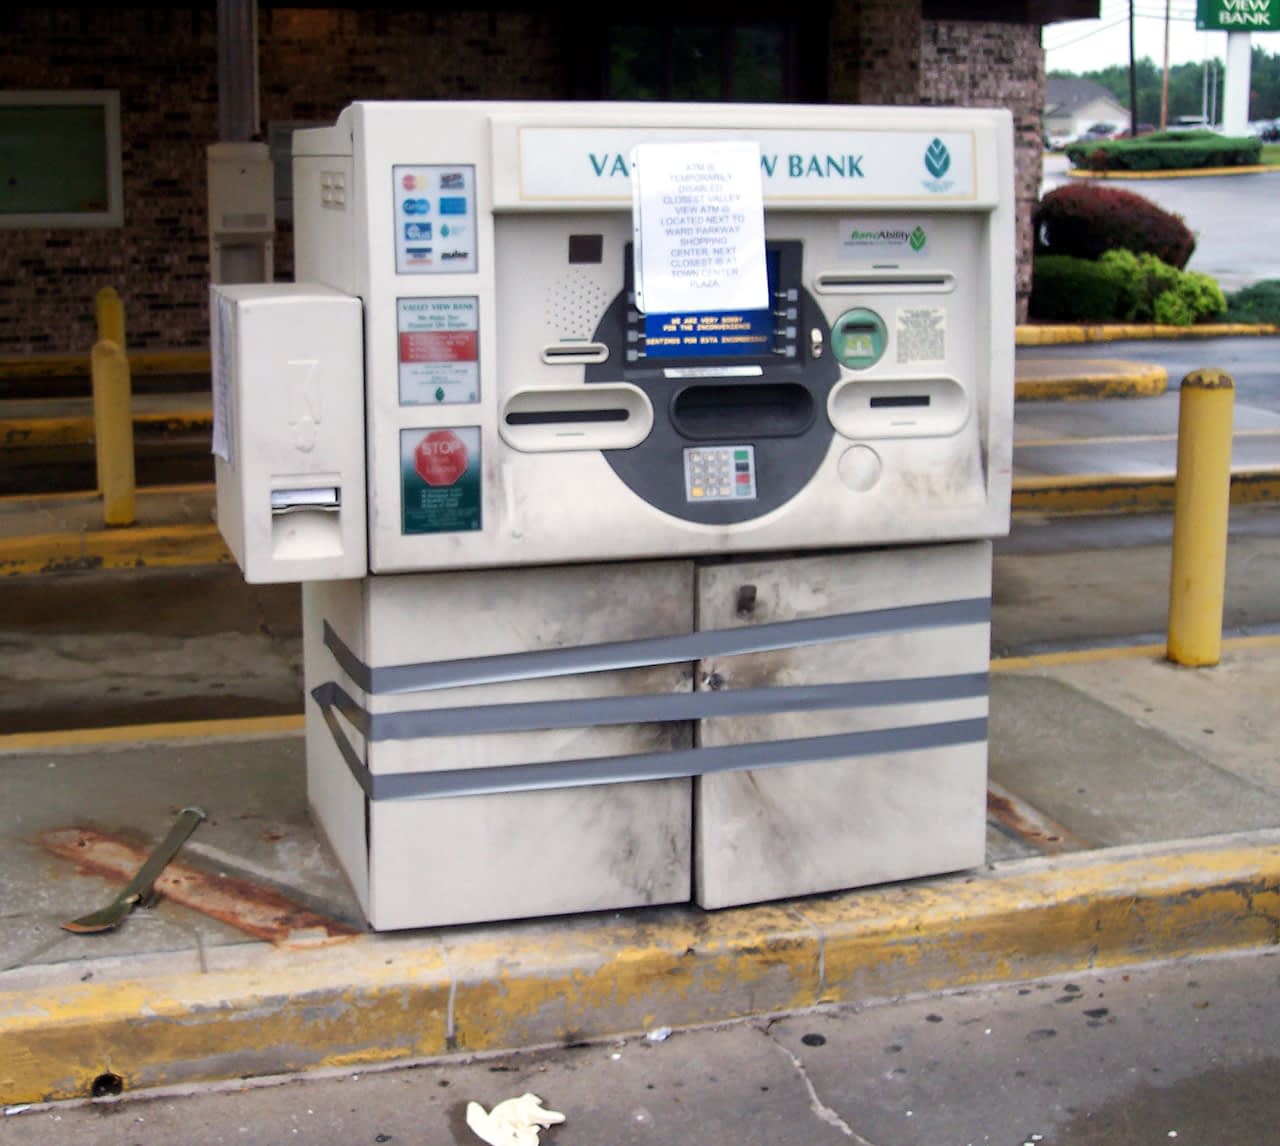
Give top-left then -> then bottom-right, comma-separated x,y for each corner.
1,409 -> 212,450
1066,164 -> 1278,180
0,522 -> 231,576
0,714 -> 305,755
0,350 -> 210,379
1012,468 -> 1280,515
1015,365 -> 1166,401
2,831 -> 1276,1103
1016,322 -> 1279,345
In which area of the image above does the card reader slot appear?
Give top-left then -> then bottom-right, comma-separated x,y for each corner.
671,382 -> 814,441
816,271 -> 955,294
828,377 -> 968,439
869,395 -> 931,408
540,342 -> 609,365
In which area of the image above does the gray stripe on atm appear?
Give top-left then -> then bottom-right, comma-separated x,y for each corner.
322,597 -> 992,695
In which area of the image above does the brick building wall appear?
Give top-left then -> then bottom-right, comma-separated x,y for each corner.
1,6 -> 1045,354
0,8 -> 219,355
829,0 -> 922,106
920,19 -> 1047,319
0,7 -> 566,356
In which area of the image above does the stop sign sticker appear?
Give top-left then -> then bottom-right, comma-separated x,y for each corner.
414,429 -> 468,486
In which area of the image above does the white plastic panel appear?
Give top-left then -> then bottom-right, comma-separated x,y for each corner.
286,102 -> 1016,574
213,283 -> 367,583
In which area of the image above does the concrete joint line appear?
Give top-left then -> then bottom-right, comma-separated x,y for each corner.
761,1024 -> 873,1144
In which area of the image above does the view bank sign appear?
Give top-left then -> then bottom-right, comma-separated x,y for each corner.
1197,0 -> 1280,30
514,127 -> 979,203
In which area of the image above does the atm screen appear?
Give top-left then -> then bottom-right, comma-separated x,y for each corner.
638,249 -> 782,361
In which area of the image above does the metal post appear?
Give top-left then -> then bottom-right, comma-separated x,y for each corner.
93,287 -> 126,492
91,340 -> 136,528
217,0 -> 259,142
1167,370 -> 1235,667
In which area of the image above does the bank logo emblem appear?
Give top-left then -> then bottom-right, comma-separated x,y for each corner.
925,139 -> 951,180
909,225 -> 928,252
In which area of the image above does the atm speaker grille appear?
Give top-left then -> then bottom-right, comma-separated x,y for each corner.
546,270 -> 612,341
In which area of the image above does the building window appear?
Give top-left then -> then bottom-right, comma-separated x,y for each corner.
608,23 -> 790,102
594,13 -> 825,103
0,91 -> 123,229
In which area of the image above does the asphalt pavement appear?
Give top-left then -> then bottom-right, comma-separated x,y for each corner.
7,949 -> 1280,1146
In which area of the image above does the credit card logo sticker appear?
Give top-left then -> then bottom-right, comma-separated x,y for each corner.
404,222 -> 433,241
438,197 -> 468,215
402,198 -> 430,216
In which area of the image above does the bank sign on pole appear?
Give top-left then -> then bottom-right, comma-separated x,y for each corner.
1197,0 -> 1279,30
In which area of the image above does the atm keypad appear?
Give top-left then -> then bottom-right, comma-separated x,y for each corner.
684,446 -> 757,501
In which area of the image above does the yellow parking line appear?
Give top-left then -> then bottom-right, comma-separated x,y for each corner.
1016,427 -> 1280,449
992,632 -> 1280,672
0,714 -> 305,755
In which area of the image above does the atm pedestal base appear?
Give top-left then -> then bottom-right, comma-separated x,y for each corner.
301,542 -> 991,931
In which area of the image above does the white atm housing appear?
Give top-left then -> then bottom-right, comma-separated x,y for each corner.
212,101 -> 1015,931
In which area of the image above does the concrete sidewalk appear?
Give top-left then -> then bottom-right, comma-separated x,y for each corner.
2,644 -> 1277,1106
2,522 -> 1280,1105
2,340 -> 1279,1108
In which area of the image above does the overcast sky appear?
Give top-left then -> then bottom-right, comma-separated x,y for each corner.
1042,0 -> 1278,73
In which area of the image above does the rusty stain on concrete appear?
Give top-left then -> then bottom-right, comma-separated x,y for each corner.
39,827 -> 359,946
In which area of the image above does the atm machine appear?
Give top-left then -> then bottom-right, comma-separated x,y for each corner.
212,101 -> 1014,931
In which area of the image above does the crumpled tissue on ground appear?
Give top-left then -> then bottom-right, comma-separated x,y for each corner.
465,1092 -> 566,1146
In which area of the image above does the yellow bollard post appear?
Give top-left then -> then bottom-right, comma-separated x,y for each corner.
93,287 -> 126,492
95,286 -> 125,346
91,339 -> 136,527
1167,369 -> 1235,667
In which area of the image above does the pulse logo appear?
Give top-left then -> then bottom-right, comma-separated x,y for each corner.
923,138 -> 955,193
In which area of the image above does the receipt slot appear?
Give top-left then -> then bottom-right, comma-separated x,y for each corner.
212,101 -> 1014,930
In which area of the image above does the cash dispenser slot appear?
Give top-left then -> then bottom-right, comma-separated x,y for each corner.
671,381 -> 814,441
816,271 -> 955,294
500,383 -> 653,452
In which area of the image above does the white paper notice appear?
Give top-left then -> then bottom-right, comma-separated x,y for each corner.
631,141 -> 768,315
210,291 -> 233,464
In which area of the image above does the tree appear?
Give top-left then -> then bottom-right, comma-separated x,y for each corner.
1049,46 -> 1280,127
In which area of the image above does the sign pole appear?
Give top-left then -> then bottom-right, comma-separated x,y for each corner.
1222,32 -> 1252,134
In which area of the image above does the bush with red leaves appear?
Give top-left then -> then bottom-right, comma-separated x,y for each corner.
1033,183 -> 1196,270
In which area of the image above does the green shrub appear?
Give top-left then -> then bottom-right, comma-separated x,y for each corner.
1029,255 -> 1126,321
1223,280 -> 1280,324
1034,183 -> 1195,269
1032,250 -> 1226,325
1097,249 -> 1175,320
1064,132 -> 1262,172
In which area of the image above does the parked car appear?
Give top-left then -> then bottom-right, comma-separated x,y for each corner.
1065,122 -> 1119,147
